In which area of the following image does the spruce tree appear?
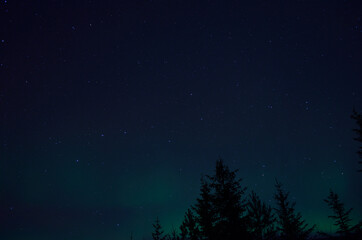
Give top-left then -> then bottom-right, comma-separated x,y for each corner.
152,217 -> 166,240
247,191 -> 276,240
167,225 -> 180,240
193,178 -> 214,240
351,109 -> 362,171
274,180 -> 314,240
180,208 -> 200,240
179,223 -> 188,240
207,158 -> 249,240
324,190 -> 354,236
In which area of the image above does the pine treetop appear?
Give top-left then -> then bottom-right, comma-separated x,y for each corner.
274,180 -> 315,240
324,190 -> 353,235
152,217 -> 165,240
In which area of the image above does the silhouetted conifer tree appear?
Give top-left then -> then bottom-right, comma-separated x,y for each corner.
179,223 -> 188,240
207,158 -> 249,240
351,109 -> 362,171
167,225 -> 180,240
324,190 -> 358,237
247,191 -> 277,240
180,209 -> 200,240
193,178 -> 215,240
152,217 -> 166,240
274,180 -> 314,240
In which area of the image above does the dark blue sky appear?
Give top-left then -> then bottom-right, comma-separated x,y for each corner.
1,1 -> 362,239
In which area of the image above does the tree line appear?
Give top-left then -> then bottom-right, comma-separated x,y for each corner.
150,159 -> 361,240
146,111 -> 362,240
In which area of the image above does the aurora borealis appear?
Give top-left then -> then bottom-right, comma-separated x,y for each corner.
1,1 -> 362,239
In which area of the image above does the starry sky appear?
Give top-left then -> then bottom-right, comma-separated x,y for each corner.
1,1 -> 362,239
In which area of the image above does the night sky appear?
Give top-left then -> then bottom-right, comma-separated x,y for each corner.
1,1 -> 362,239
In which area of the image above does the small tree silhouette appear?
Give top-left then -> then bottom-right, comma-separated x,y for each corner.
180,208 -> 200,240
351,109 -> 362,171
274,180 -> 315,240
166,225 -> 180,240
179,222 -> 188,240
323,190 -> 361,237
247,191 -> 277,240
193,178 -> 214,240
207,158 -> 249,240
152,217 -> 166,240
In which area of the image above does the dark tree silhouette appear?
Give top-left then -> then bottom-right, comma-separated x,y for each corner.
150,158 -> 362,240
192,178 -> 215,240
323,190 -> 362,237
179,223 -> 188,240
247,191 -> 277,240
274,180 -> 315,240
351,109 -> 362,171
167,225 -> 180,240
206,158 -> 250,240
152,217 -> 166,240
180,208 -> 200,240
